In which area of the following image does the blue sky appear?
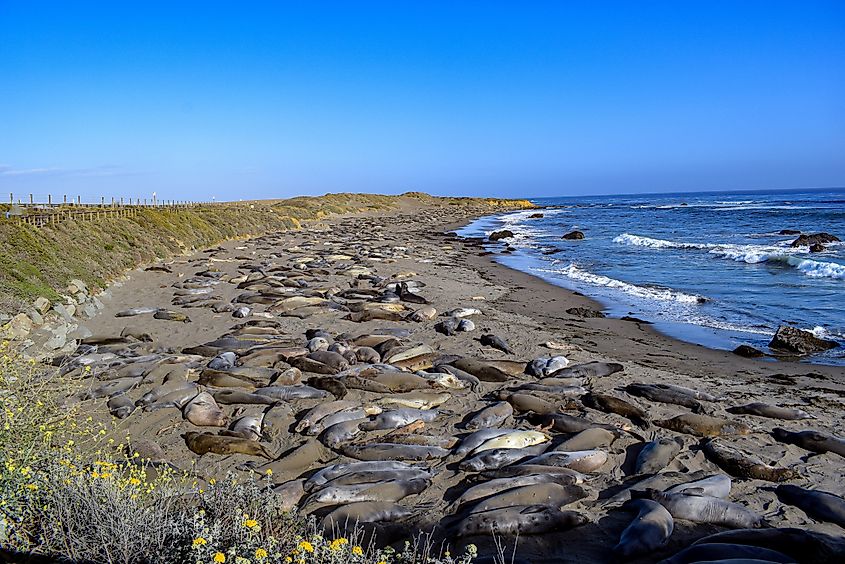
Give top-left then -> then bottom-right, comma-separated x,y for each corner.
1,1 -> 843,201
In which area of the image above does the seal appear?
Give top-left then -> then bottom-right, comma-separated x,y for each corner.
632,488 -> 764,528
556,428 -> 616,451
454,504 -> 587,536
665,474 -> 732,498
635,437 -> 683,475
465,401 -> 513,431
305,461 -> 424,491
613,499 -> 674,558
522,450 -> 608,473
690,528 -> 845,563
320,418 -> 367,448
527,412 -> 622,435
107,395 -> 136,419
625,383 -> 704,412
342,443 -> 451,461
321,501 -> 415,529
654,413 -> 751,437
583,392 -> 649,428
551,361 -> 623,379
460,445 -> 548,472
220,414 -> 264,441
775,484 -> 845,529
471,430 -> 549,455
359,408 -> 440,431
449,358 -> 512,382
771,427 -> 845,457
295,400 -> 360,433
153,310 -> 191,323
182,431 -> 273,459
115,306 -> 159,317
497,391 -> 559,414
479,334 -> 514,355
455,428 -> 518,456
303,477 -> 428,507
182,391 -> 228,427
703,439 -> 797,482
308,376 -> 348,399
449,473 -> 583,512
727,402 -> 812,420
463,483 -> 587,515
255,385 -> 329,400
657,543 -> 795,564
212,390 -> 278,406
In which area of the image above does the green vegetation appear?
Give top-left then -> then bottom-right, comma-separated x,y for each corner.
0,193 -> 533,312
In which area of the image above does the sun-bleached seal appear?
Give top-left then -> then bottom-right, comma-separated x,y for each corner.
702,440 -> 797,482
655,413 -> 751,437
775,484 -> 845,528
304,477 -> 428,507
305,460 -> 423,491
557,428 -> 617,451
464,483 -> 587,515
115,306 -> 159,317
635,437 -> 683,475
296,400 -> 359,433
632,488 -> 765,529
454,504 -> 587,537
614,499 -> 674,558
182,431 -> 273,459
471,430 -> 549,454
727,402 -> 812,420
360,409 -> 439,431
771,427 -> 845,457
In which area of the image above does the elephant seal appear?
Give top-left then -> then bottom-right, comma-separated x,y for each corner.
527,412 -> 622,435
471,430 -> 549,454
775,485 -> 845,528
465,401 -> 513,430
771,427 -> 845,457
703,440 -> 797,482
255,385 -> 329,400
221,414 -> 264,441
557,428 -> 616,451
212,390 -> 278,406
454,504 -> 587,536
455,428 -> 518,456
657,543 -> 795,564
614,499 -> 674,558
522,450 -> 608,473
153,310 -> 191,323
666,474 -> 732,498
321,501 -> 414,529
449,473 -> 583,511
304,477 -> 428,507
727,403 -> 812,420
359,409 -> 439,431
309,376 -> 348,399
583,392 -> 649,428
479,334 -> 514,355
320,419 -> 367,448
497,392 -> 558,414
655,413 -> 751,437
459,445 -> 548,472
551,361 -> 623,379
635,437 -> 683,475
690,528 -> 845,563
342,443 -> 450,461
115,306 -> 159,317
182,431 -> 273,459
296,400 -> 360,433
449,358 -> 512,382
464,483 -> 587,515
625,383 -> 704,412
305,461 -> 423,491
182,391 -> 228,427
632,488 -> 765,528
107,395 -> 136,419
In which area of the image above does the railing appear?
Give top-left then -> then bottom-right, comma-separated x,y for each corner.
3,193 -> 214,228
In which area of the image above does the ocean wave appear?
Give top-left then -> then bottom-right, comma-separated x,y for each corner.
615,233 -> 845,280
535,264 -> 707,304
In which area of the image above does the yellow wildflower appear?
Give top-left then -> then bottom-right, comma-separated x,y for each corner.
298,541 -> 314,553
264,468 -> 272,476
24,483 -> 38,491
255,548 -> 268,560
329,538 -> 348,551
213,552 -> 226,563
129,477 -> 141,486
192,537 -> 207,548
352,546 -> 363,556
244,518 -> 258,529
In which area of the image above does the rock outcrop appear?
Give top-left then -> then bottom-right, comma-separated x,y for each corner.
769,325 -> 839,355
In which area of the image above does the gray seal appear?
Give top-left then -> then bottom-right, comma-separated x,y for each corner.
632,488 -> 764,529
775,484 -> 845,529
614,499 -> 674,558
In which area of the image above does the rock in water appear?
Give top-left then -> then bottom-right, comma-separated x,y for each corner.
790,232 -> 840,248
779,229 -> 801,235
489,230 -> 514,242
562,230 -> 585,240
769,325 -> 838,354
733,344 -> 764,358
809,243 -> 825,253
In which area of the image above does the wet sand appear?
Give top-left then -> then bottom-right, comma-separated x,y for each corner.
73,201 -> 845,563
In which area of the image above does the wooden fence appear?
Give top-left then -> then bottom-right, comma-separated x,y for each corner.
4,193 -> 211,228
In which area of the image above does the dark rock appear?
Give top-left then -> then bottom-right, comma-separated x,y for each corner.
562,230 -> 585,240
779,229 -> 801,235
489,229 -> 514,242
790,233 -> 840,248
733,344 -> 765,358
769,325 -> 839,355
621,316 -> 653,324
809,243 -> 825,253
528,213 -> 544,219
566,307 -> 605,318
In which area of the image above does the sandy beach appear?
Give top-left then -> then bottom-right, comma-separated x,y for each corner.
69,201 -> 845,563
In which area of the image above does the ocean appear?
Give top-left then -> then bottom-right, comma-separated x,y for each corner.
456,187 -> 845,365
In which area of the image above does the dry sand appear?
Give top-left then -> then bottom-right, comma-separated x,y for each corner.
72,201 -> 845,563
